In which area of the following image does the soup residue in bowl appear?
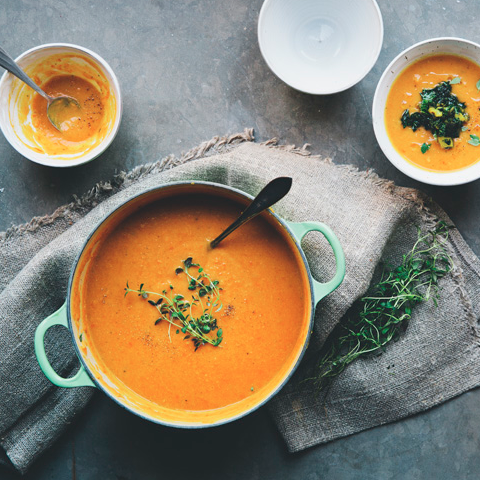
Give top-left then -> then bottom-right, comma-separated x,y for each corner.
11,52 -> 116,159
385,54 -> 480,172
72,191 -> 311,419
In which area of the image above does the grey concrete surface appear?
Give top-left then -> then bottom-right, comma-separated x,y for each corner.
1,0 -> 480,478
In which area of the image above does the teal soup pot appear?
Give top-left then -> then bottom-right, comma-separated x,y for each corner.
35,181 -> 345,427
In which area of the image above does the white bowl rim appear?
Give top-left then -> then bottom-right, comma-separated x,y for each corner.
257,0 -> 384,95
372,36 -> 480,186
0,42 -> 123,168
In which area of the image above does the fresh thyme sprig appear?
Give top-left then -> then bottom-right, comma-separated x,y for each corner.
309,221 -> 454,392
124,257 -> 223,351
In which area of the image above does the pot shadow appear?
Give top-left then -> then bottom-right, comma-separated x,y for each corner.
71,394 -> 288,479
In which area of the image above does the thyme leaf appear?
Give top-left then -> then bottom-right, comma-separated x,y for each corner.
468,134 -> 480,146
420,143 -> 431,154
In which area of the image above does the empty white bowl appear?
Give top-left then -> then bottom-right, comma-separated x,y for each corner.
0,43 -> 122,168
373,37 -> 480,186
257,0 -> 383,95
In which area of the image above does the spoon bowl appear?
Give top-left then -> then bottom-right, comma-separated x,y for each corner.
0,46 -> 80,131
45,95 -> 81,132
0,43 -> 122,167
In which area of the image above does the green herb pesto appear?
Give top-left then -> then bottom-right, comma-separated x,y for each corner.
401,81 -> 469,150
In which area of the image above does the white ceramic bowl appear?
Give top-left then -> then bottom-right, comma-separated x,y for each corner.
373,37 -> 480,186
258,0 -> 383,95
0,43 -> 122,168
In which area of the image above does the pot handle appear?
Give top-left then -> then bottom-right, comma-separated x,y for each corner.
286,221 -> 346,305
34,302 -> 96,388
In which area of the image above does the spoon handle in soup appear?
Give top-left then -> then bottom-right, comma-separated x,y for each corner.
0,46 -> 50,101
210,177 -> 292,249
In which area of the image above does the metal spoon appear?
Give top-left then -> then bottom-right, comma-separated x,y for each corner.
0,46 -> 80,131
210,176 -> 293,249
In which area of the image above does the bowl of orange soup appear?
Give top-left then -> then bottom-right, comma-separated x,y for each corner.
373,37 -> 480,185
34,181 -> 345,427
0,43 -> 121,167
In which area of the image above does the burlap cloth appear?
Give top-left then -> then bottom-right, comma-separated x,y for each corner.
2,129 -> 480,474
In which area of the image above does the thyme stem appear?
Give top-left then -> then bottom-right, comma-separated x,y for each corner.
308,221 -> 454,391
124,258 -> 224,350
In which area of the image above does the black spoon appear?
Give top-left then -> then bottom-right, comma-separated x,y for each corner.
210,177 -> 293,249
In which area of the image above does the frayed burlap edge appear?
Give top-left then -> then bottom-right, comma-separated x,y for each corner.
0,128 -> 256,242
262,136 -> 443,234
1,128 -> 440,244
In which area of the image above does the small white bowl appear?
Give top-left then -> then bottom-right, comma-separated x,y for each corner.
257,0 -> 383,95
0,43 -> 122,168
373,37 -> 480,186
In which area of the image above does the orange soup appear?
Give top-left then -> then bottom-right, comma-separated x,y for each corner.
13,53 -> 116,158
77,193 -> 310,412
385,54 -> 480,172
31,75 -> 104,145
